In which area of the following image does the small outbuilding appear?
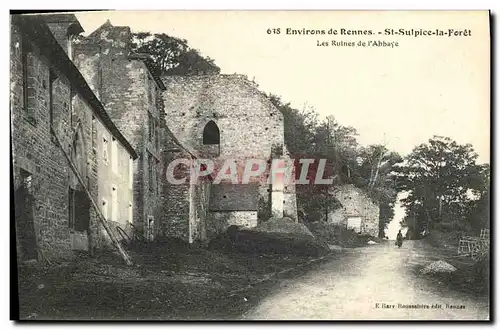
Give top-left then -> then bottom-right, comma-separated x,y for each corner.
328,184 -> 379,237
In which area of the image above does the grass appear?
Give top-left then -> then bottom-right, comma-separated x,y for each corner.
16,232 -> 336,320
208,226 -> 331,257
305,222 -> 380,247
415,231 -> 490,298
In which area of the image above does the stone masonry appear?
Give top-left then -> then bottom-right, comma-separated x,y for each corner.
162,75 -> 298,236
328,184 -> 379,237
72,21 -> 166,238
12,14 -> 299,255
71,20 -> 212,242
11,15 -> 137,261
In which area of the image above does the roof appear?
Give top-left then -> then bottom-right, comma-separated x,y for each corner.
209,184 -> 259,211
38,13 -> 85,35
12,14 -> 138,159
86,19 -> 114,40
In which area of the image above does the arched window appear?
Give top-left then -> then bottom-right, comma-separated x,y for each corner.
70,126 -> 87,188
203,120 -> 220,145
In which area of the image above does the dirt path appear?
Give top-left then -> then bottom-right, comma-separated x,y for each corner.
243,240 -> 490,320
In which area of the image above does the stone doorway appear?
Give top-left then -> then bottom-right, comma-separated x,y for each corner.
347,216 -> 362,233
69,126 -> 90,251
15,169 -> 37,261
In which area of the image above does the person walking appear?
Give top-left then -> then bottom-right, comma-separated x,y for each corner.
396,230 -> 403,248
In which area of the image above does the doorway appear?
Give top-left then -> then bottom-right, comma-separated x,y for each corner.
69,128 -> 90,250
15,169 -> 37,261
347,216 -> 362,233
69,187 -> 90,232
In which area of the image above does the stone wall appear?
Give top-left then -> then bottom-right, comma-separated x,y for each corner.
328,184 -> 379,237
11,25 -> 73,261
74,21 -> 215,243
43,14 -> 84,60
190,179 -> 211,242
73,23 -> 164,235
158,131 -> 193,240
161,75 -> 298,228
72,43 -> 101,98
283,187 -> 298,219
11,22 -> 134,261
161,75 -> 285,159
95,115 -> 134,236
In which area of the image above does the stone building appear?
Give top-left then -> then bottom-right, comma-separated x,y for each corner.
68,19 -> 211,242
69,20 -> 298,242
69,20 -> 168,239
161,75 -> 298,237
11,14 -> 138,261
11,14 -> 299,260
160,131 -> 211,243
328,184 -> 379,237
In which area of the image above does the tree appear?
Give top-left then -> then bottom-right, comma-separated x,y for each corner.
396,136 -> 485,238
354,145 -> 403,237
465,164 -> 490,232
316,115 -> 359,182
268,94 -> 318,156
268,95 -> 401,228
131,32 -> 220,76
268,94 -> 404,231
268,95 -> 339,220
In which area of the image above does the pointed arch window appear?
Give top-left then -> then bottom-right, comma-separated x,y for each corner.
203,120 -> 220,145
71,130 -> 86,177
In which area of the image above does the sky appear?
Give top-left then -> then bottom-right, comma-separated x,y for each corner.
74,11 -> 490,238
75,10 -> 490,165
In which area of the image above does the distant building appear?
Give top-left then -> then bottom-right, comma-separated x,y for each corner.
11,14 -> 137,261
328,184 -> 379,237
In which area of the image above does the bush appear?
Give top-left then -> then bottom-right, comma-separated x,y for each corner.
208,227 -> 330,257
306,222 -> 341,244
253,216 -> 314,238
305,222 -> 375,247
307,211 -> 324,223
475,253 -> 490,286
424,230 -> 462,249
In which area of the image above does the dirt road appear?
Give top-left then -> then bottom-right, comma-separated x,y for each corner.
243,240 -> 489,320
